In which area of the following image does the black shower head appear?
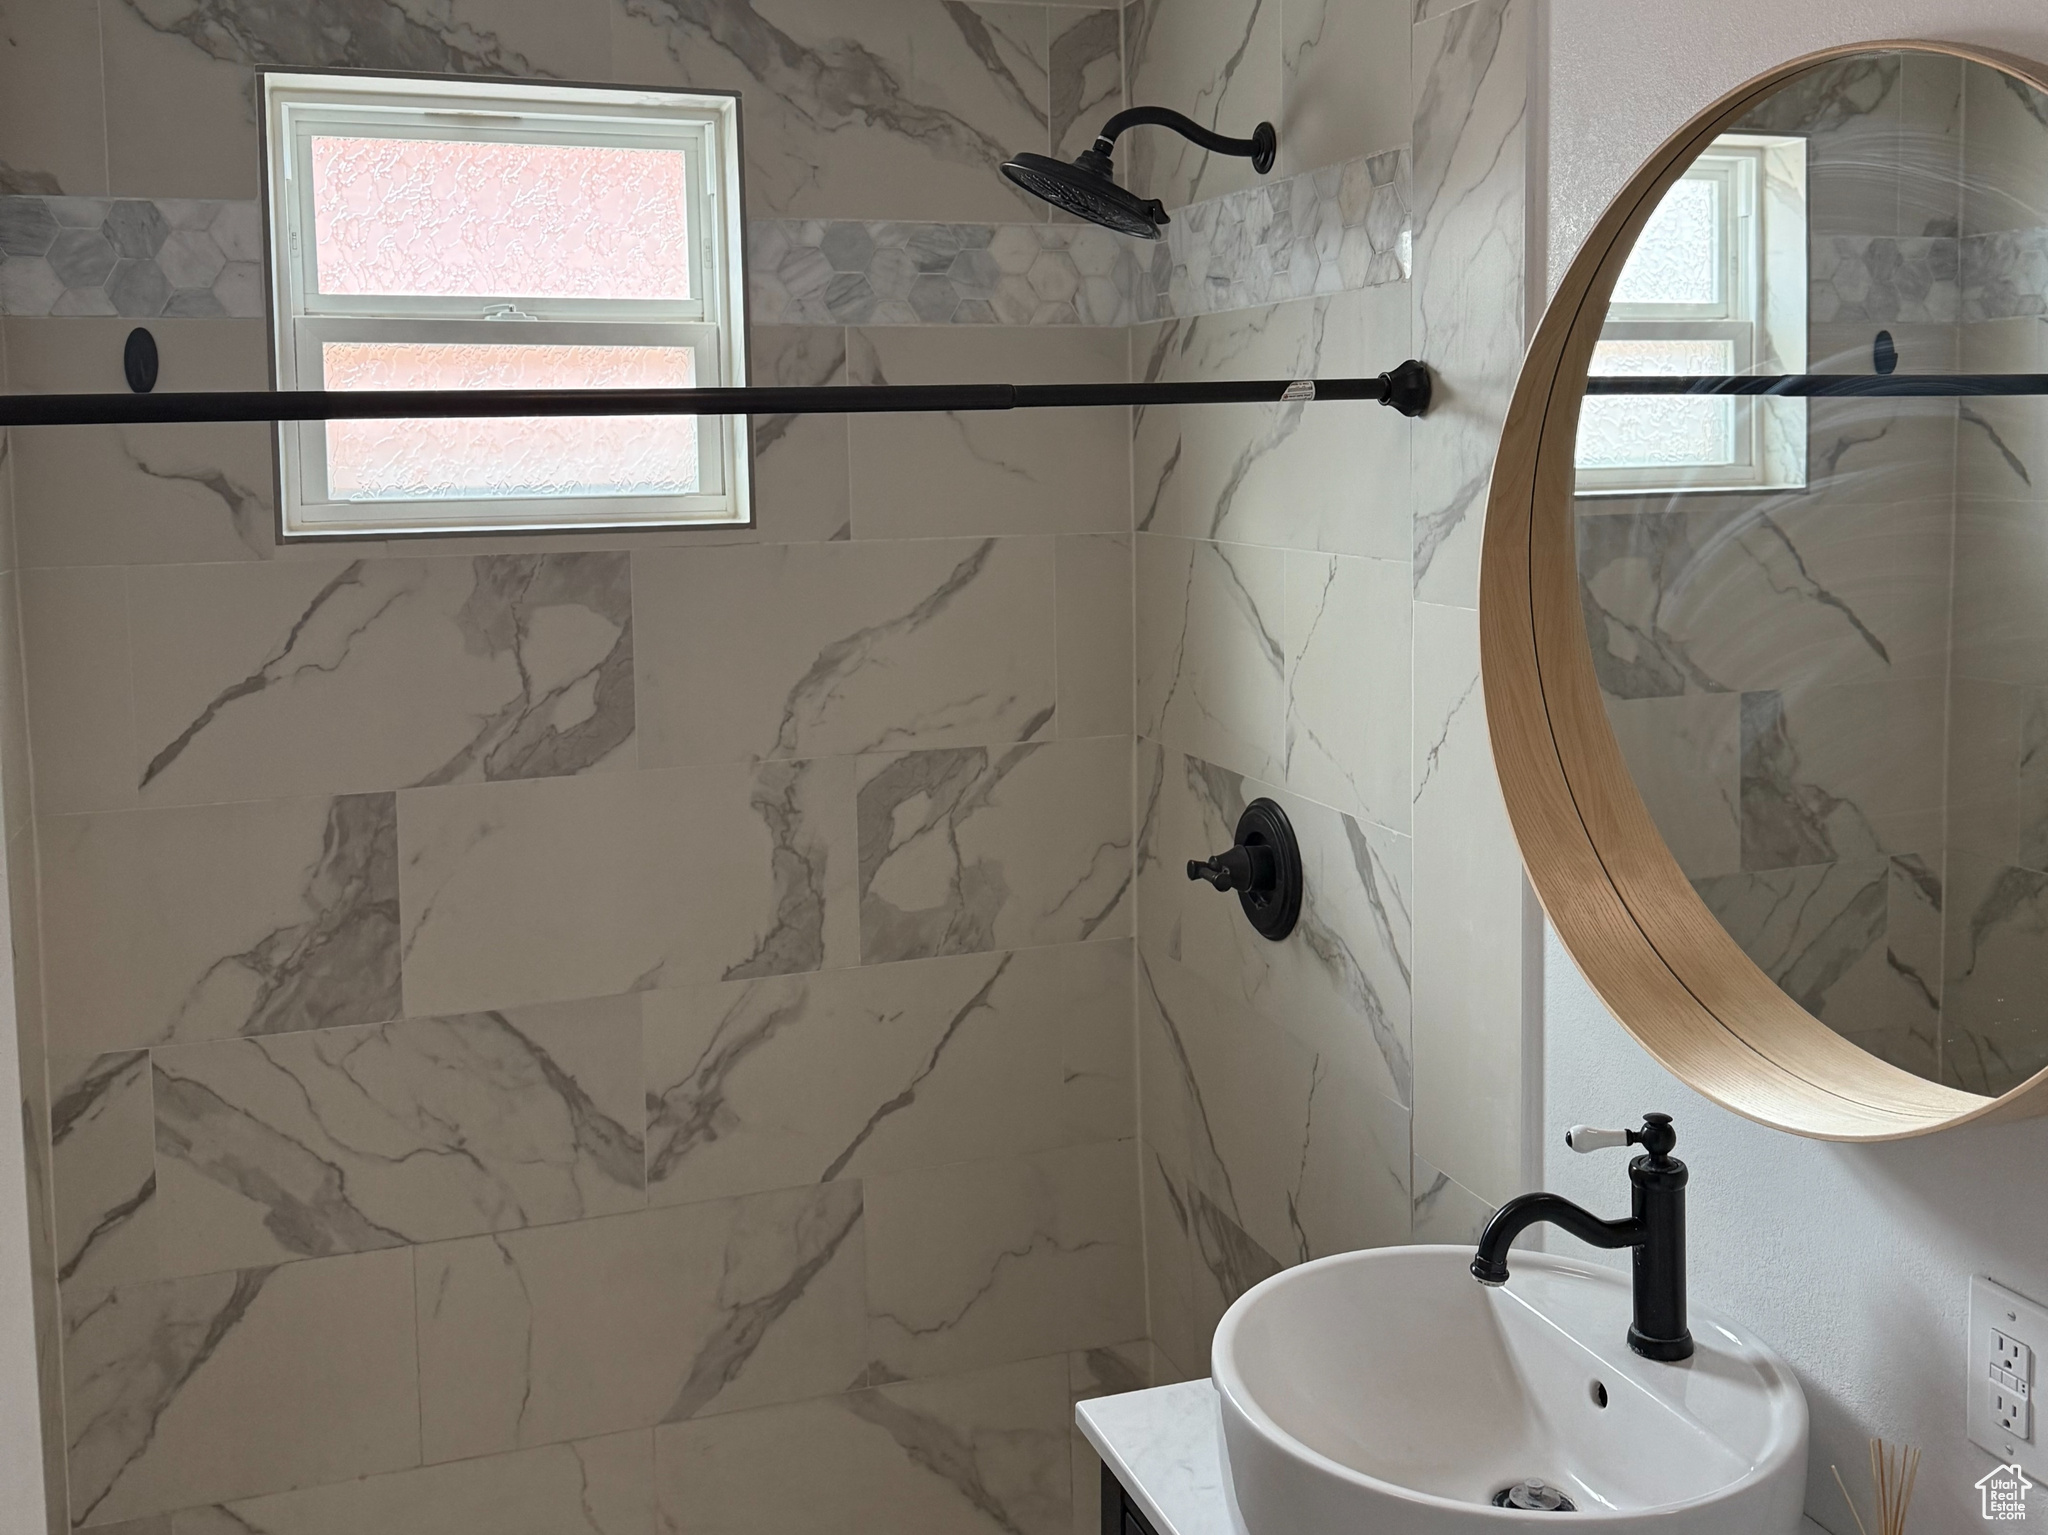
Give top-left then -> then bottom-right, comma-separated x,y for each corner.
1003,109 -> 1277,239
1001,148 -> 1169,238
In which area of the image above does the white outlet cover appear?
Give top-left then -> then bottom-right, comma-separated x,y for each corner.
1971,1276 -> 2048,1476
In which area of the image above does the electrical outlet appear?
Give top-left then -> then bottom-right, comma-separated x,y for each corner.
1971,1276 -> 2048,1477
1994,1381 -> 2034,1441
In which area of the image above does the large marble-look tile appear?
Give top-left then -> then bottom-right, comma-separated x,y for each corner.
1280,0 -> 1410,177
1137,948 -> 1409,1287
1135,742 -> 1412,1109
645,942 -> 1130,1207
653,1354 -> 1071,1535
1962,58 -> 2048,238
1738,682 -> 1945,870
416,1179 -> 866,1462
1576,497 -> 1954,698
64,1248 -> 420,1527
613,0 -> 1052,223
1943,850 -> 2048,1095
1805,397 -> 1961,507
855,735 -> 1132,964
864,1140 -> 1142,1382
1135,536 -> 1285,783
0,0 -> 106,195
1282,549 -> 1410,831
0,573 -> 25,847
1949,676 -> 2022,867
847,327 -> 1128,537
4,320 -> 280,568
128,554 -> 634,807
1896,47 -> 1964,239
99,0 -> 611,200
153,997 -> 645,1277
175,1431 -> 653,1535
1130,287 -> 1411,559
634,538 -> 1055,766
1136,1147 -> 1203,1382
1121,0 -> 1280,210
50,1051 -> 158,1298
1691,858 -> 1901,1039
750,326 -> 852,545
397,758 -> 857,1017
1410,600 -> 1527,1209
2013,688 -> 2048,875
1601,693 -> 1741,881
1957,317 -> 2048,503
20,565 -> 133,816
1066,1342 -> 1166,1535
1732,53 -> 1901,238
1954,497 -> 2048,687
1050,6 -> 1122,165
41,793 -> 400,1058
1849,856 -> 1943,1079
1055,534 -> 1134,740
1410,0 -> 1526,605
1408,1152 -> 1492,1245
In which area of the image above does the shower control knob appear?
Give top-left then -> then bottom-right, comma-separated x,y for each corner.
1186,843 -> 1275,893
1185,798 -> 1302,942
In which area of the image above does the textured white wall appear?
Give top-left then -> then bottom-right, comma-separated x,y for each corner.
1540,6 -> 2048,1533
1544,933 -> 2048,1532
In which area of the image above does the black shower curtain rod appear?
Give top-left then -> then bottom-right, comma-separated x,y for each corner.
0,360 -> 1434,428
1586,373 -> 2048,397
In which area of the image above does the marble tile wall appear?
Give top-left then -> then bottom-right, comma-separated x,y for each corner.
0,4 -> 1163,1528
1125,0 -> 1529,1380
1942,62 -> 2048,1095
1583,54 -> 1988,1082
4,300 -> 1144,1531
0,321 -> 68,1535
0,1 -> 1540,1529
1,158 -> 1414,324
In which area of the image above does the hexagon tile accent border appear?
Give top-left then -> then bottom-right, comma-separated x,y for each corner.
0,148 -> 1414,326
0,196 -> 263,317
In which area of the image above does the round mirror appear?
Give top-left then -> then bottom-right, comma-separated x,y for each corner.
1486,42 -> 2048,1137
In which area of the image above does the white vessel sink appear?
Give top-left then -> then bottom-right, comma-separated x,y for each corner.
1212,1245 -> 1807,1533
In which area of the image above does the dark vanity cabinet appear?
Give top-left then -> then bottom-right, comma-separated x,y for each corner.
1101,1464 -> 1163,1535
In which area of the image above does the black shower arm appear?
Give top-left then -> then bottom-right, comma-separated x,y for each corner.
1092,106 -> 1267,162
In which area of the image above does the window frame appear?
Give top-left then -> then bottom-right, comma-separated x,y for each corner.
1576,134 -> 1808,496
259,68 -> 752,542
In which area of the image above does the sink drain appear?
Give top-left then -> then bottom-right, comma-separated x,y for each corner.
1492,1479 -> 1578,1512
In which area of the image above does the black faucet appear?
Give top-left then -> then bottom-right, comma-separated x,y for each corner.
1469,1112 -> 1693,1362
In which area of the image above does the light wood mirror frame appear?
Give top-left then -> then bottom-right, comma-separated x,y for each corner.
1482,39 -> 2048,1140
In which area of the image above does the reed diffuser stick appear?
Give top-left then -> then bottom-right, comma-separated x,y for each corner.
1832,1463 -> 1871,1535
1836,1441 -> 1922,1535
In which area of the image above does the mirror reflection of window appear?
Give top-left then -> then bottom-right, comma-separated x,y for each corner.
1576,134 -> 1809,494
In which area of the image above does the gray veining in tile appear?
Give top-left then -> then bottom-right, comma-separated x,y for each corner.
152,997 -> 646,1275
42,793 -> 402,1055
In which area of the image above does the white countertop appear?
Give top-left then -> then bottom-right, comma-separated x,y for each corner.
1075,1378 -> 1831,1535
1077,1380 -> 1233,1535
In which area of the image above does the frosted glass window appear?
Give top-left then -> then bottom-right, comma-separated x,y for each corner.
310,137 -> 692,301
322,341 -> 698,500
1610,177 -> 1721,306
1577,338 -> 1736,469
263,72 -> 749,538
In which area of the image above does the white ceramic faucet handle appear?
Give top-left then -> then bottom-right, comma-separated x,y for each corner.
1565,1125 -> 1632,1153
